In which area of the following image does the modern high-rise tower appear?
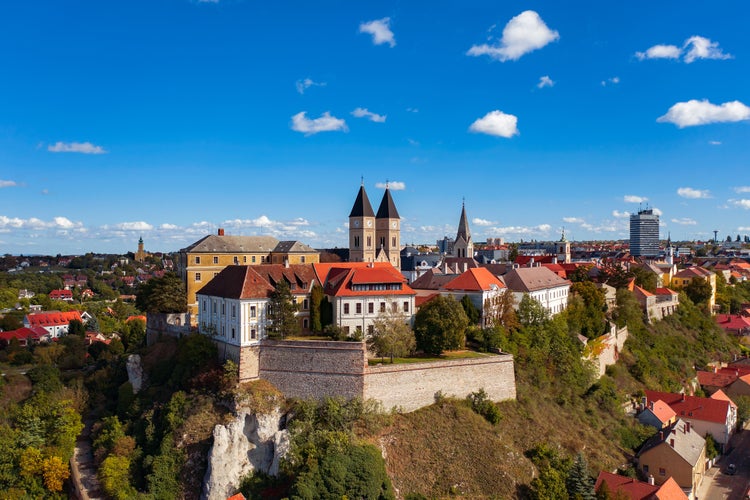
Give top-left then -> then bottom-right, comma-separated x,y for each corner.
630,208 -> 659,257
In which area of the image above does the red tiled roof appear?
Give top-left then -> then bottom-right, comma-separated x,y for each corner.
26,310 -> 83,327
633,285 -> 654,297
312,262 -> 396,285
126,315 -> 147,323
324,266 -> 415,297
0,327 -> 49,342
715,314 -> 750,331
49,289 -> 73,299
645,390 -> 731,425
594,471 -> 658,500
654,477 -> 689,500
648,399 -> 676,424
710,389 -> 737,409
416,293 -> 439,308
444,267 -> 505,292
350,267 -> 405,285
197,266 -> 275,299
514,255 -> 555,266
697,369 -> 738,389
654,288 -> 678,296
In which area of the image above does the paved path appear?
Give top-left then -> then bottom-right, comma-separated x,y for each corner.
697,426 -> 750,500
71,418 -> 104,500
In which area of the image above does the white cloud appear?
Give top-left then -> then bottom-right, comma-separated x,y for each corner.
683,36 -> 732,63
291,111 -> 348,135
53,217 -> 76,229
359,18 -> 395,48
709,141 -> 722,145
730,199 -> 750,210
739,227 -> 750,232
734,187 -> 750,193
375,181 -> 406,190
563,217 -> 584,224
221,216 -> 318,238
0,215 -> 83,230
652,208 -> 663,216
671,218 -> 697,225
612,210 -> 631,218
635,44 -> 681,61
472,218 -> 496,226
468,11 -> 559,62
601,76 -> 620,86
486,224 -> 551,236
635,36 -> 731,64
537,75 -> 554,88
160,223 -> 179,230
296,77 -> 326,94
407,138 -> 420,146
352,107 -> 386,123
113,221 -> 154,231
677,187 -> 711,199
469,110 -> 519,138
48,141 -> 107,154
0,180 -> 17,188
624,195 -> 647,203
657,99 -> 750,128
406,107 -> 418,113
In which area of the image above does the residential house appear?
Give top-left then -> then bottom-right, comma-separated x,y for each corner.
49,289 -> 74,301
631,285 -> 679,323
400,247 -> 442,283
594,471 -> 688,500
644,390 -> 736,450
441,267 -> 508,327
638,399 -> 677,430
714,314 -> 750,336
178,229 -> 319,320
636,419 -> 706,499
17,289 -> 35,300
501,265 -> 571,316
671,267 -> 716,313
0,327 -> 51,346
23,310 -> 87,338
313,262 -> 415,337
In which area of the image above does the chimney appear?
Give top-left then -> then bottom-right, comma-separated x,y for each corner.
284,258 -> 290,269
681,393 -> 685,401
218,228 -> 225,236
648,475 -> 655,485
463,262 -> 468,272
685,422 -> 690,433
659,431 -> 663,441
649,401 -> 654,410
669,438 -> 674,447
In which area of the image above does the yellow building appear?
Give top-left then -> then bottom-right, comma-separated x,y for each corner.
178,229 -> 319,319
135,236 -> 149,263
670,266 -> 717,312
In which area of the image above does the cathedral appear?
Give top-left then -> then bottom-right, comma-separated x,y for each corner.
348,183 -> 401,270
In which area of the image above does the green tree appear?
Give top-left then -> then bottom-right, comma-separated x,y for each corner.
266,280 -> 300,339
309,283 -> 325,332
123,318 -> 146,351
413,295 -> 468,356
517,294 -> 548,327
566,452 -> 596,500
68,318 -> 86,336
483,291 -> 519,331
367,309 -> 416,362
599,261 -> 633,290
632,266 -> 657,292
460,295 -> 480,325
684,277 -> 712,309
135,272 -> 187,314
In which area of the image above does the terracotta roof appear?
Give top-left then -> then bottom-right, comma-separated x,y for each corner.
697,369 -> 738,389
181,234 -> 279,253
415,293 -> 439,308
312,261 -> 395,285
645,390 -> 731,425
654,477 -> 689,500
633,285 -> 654,298
502,266 -> 571,293
226,494 -> 246,500
49,289 -> 73,299
595,471 -> 659,500
125,315 -> 147,323
26,310 -> 83,327
324,266 -> 415,298
514,255 -> 555,266
654,288 -> 678,296
444,267 -> 506,292
647,399 -> 677,424
196,266 -> 274,299
673,266 -> 714,279
710,389 -> 737,409
0,327 -> 50,342
715,314 -> 750,331
251,264 -> 317,294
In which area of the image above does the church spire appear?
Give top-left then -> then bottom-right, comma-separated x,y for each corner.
456,199 -> 471,243
349,184 -> 375,217
376,186 -> 400,219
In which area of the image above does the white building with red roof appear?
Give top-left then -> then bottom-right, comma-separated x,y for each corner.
23,310 -> 86,338
441,267 -> 507,327
0,327 -> 51,346
500,265 -> 571,316
313,262 -> 415,337
595,471 -> 688,500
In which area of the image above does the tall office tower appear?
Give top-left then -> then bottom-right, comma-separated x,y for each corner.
630,209 -> 660,257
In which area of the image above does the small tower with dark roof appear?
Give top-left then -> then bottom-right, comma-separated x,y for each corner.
135,236 -> 147,263
555,228 -> 571,264
453,201 -> 474,259
375,183 -> 401,269
349,182 -> 376,263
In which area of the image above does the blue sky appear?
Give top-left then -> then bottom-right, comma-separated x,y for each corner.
1,1 -> 749,255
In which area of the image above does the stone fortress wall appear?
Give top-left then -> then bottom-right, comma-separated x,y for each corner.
253,340 -> 516,410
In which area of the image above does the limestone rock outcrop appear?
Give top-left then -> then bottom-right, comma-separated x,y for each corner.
126,354 -> 145,393
201,407 -> 288,500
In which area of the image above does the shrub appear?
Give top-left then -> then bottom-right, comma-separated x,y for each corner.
467,388 -> 501,425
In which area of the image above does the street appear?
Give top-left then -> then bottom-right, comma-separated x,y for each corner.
698,426 -> 750,500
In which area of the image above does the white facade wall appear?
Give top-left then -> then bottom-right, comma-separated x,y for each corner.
332,295 -> 415,336
680,410 -> 736,446
511,284 -> 570,316
198,294 -> 268,347
443,287 -> 506,327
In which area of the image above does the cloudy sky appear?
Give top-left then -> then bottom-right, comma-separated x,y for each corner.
1,2 -> 749,254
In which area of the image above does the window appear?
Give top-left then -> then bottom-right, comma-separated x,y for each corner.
303,299 -> 309,310
301,256 -> 306,263
232,305 -> 236,318
380,237 -> 385,248
213,256 -> 218,264
367,236 -> 372,248
403,301 -> 409,312
380,302 -> 386,312
356,303 -> 362,314
202,301 -> 206,311
392,236 -> 396,247
368,303 -> 374,314
344,303 -> 350,314
367,325 -> 374,335
642,465 -> 649,473
231,328 -> 235,339
343,326 -> 350,334
243,256 -> 247,263
221,303 -> 225,315
195,256 -> 201,264
195,272 -> 202,282
214,272 -> 219,278
261,256 -> 266,263
252,256 -> 256,263
392,302 -> 398,313
250,306 -> 256,318
354,236 -> 360,248
658,468 -> 665,477
303,318 -> 309,329
251,329 -> 256,339
234,256 -> 239,265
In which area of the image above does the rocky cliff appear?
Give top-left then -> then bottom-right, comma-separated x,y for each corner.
200,407 -> 289,500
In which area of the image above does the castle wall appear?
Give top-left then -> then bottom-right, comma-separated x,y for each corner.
258,340 -> 366,400
364,355 -> 516,412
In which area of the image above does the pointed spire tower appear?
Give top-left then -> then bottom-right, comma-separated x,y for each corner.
666,232 -> 674,266
555,228 -> 571,264
375,182 -> 401,269
349,182 -> 376,263
453,200 -> 474,259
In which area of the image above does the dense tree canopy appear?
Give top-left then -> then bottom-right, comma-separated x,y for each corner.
135,272 -> 187,314
266,280 -> 300,339
413,295 -> 468,355
368,309 -> 416,362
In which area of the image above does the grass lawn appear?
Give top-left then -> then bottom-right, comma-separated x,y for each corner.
368,350 -> 492,365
